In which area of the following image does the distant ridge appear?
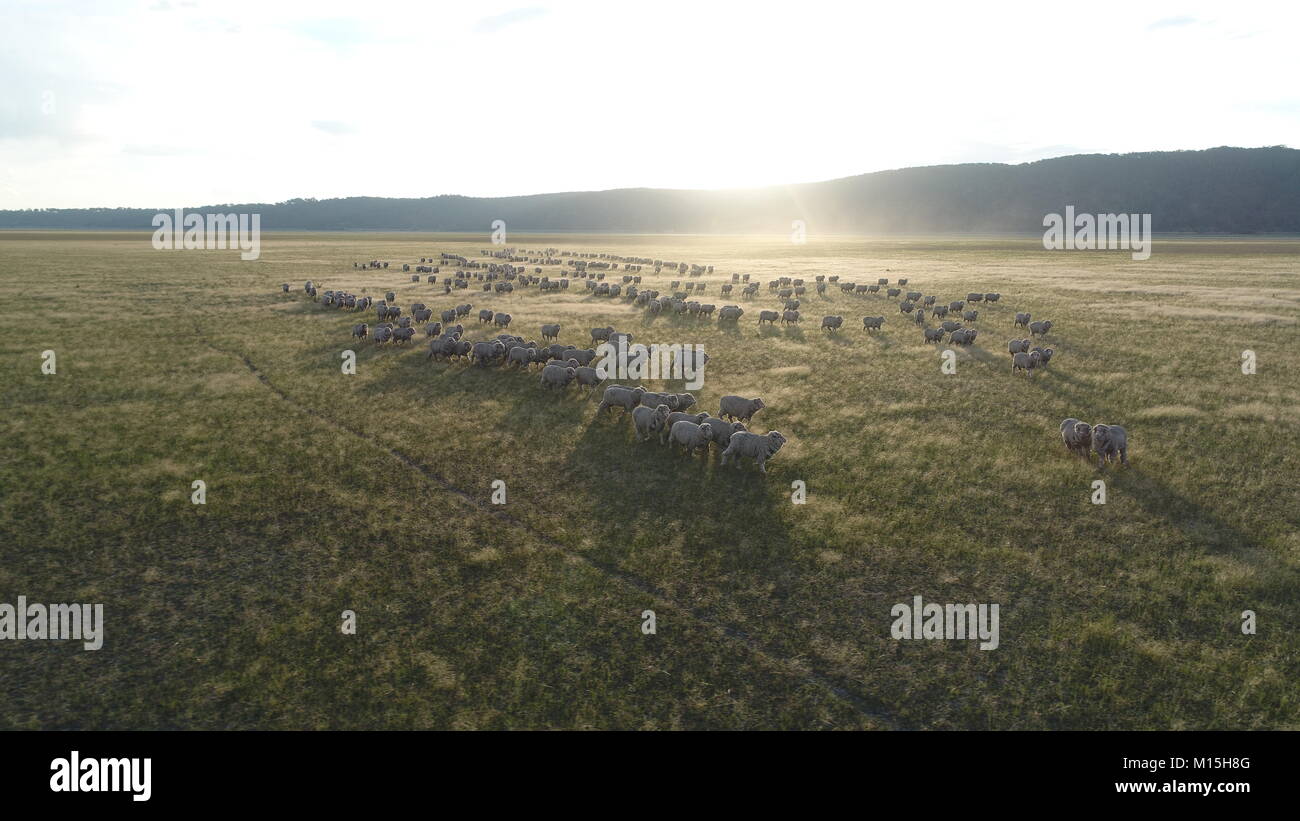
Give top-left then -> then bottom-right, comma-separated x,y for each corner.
3,147 -> 1297,234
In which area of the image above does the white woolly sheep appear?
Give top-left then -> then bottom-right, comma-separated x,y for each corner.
720,430 -> 787,473
632,404 -> 671,441
1060,418 -> 1093,458
667,420 -> 715,456
1091,424 -> 1129,467
719,395 -> 765,423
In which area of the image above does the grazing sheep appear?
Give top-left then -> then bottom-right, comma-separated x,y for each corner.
887,288 -> 901,298
720,430 -> 788,473
698,415 -> 746,448
940,320 -> 962,333
923,327 -> 945,343
1011,350 -> 1041,375
782,309 -> 801,325
667,419 -> 715,456
963,310 -> 979,322
949,301 -> 965,313
506,346 -> 535,368
1060,418 -> 1093,458
1029,320 -> 1053,336
441,308 -> 457,324
470,340 -> 505,365
821,315 -> 844,331
899,302 -> 915,314
640,391 -> 682,411
906,291 -> 922,302
590,326 -> 615,343
565,347 -> 598,366
719,395 -> 765,423
932,305 -> 949,318
985,293 -> 1001,302
455,303 -> 473,317
1014,312 -> 1032,328
632,404 -> 672,441
1008,339 -> 1032,354
541,323 -> 561,341
1092,424 -> 1129,467
351,323 -> 369,339
573,364 -> 605,392
758,310 -> 780,325
597,385 -> 646,414
661,411 -> 710,443
966,292 -> 983,303
540,363 -> 577,390
862,316 -> 885,331
718,305 -> 744,321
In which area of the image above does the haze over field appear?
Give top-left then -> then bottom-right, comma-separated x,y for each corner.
2,0 -> 1298,208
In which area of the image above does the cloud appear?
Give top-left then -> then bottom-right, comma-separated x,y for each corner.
311,120 -> 356,136
1146,16 -> 1198,32
474,6 -> 547,34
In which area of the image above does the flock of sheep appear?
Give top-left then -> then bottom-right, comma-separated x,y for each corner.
281,245 -> 1131,471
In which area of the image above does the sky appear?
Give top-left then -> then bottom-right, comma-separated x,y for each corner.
0,0 -> 1297,208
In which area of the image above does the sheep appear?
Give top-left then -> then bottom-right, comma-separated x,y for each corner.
392,327 -> 416,344
281,283 -> 290,293
932,305 -> 949,318
887,288 -> 901,298
899,302 -> 915,314
1060,418 -> 1093,458
640,391 -> 681,411
590,326 -> 615,343
906,291 -> 922,302
597,385 -> 646,414
1014,312 -> 1031,328
455,303 -> 473,317
1031,346 -> 1055,365
478,309 -> 494,323
719,395 -> 765,423
1091,424 -> 1129,468
821,315 -> 844,331
441,308 -> 457,324
718,305 -> 744,321
1029,320 -> 1053,336
351,323 -> 369,339
782,310 -> 801,325
1008,339 -> 1032,354
493,312 -> 512,328
963,310 -> 979,322
385,291 -> 396,302
667,419 -> 715,456
949,328 -> 972,345
923,327 -> 946,343
470,340 -> 506,365
506,346 -> 535,368
669,393 -> 697,411
565,347 -> 598,366
985,293 -> 1001,302
913,309 -> 927,325
1011,350 -> 1041,375
372,326 -> 393,344
541,323 -> 561,341
573,364 -> 605,392
948,300 -> 965,313
661,411 -> 710,443
940,320 -> 962,333
923,295 -> 937,306
862,316 -> 885,331
720,430 -> 788,473
540,363 -> 577,390
966,292 -> 983,303
758,310 -> 780,325
698,415 -> 746,448
424,321 -> 443,338
632,404 -> 672,441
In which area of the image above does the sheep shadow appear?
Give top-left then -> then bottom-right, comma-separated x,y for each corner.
558,415 -> 804,575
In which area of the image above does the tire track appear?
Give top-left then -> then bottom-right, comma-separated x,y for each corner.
198,325 -> 905,729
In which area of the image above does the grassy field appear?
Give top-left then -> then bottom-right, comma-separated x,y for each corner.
2,231 -> 1298,730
